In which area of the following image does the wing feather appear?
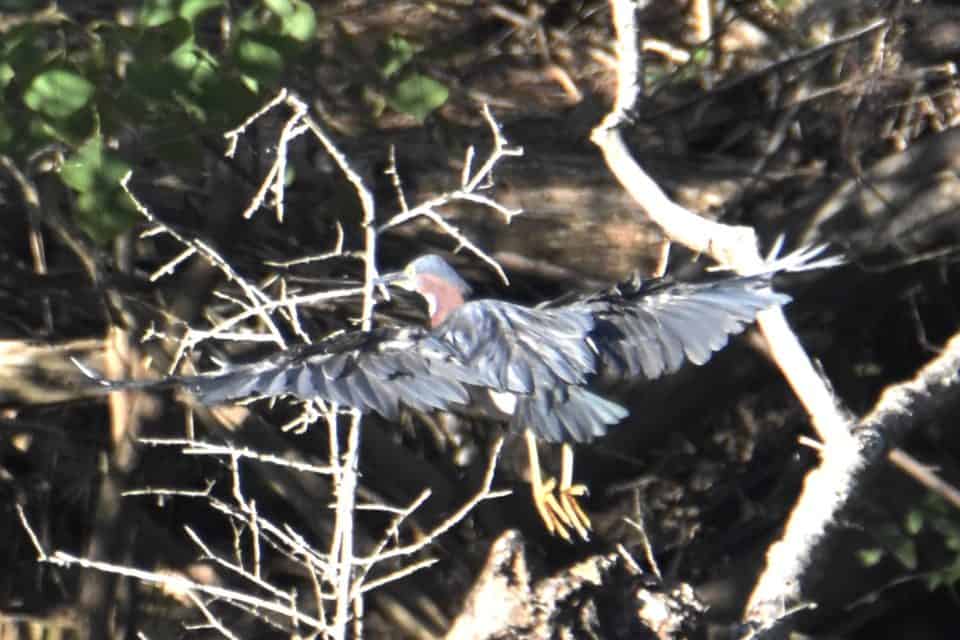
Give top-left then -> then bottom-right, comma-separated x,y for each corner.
437,300 -> 597,393
82,327 -> 480,421
576,275 -> 790,381
76,266 -> 799,446
512,385 -> 628,443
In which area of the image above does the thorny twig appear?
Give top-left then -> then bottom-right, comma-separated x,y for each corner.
18,504 -> 328,632
40,89 -> 518,638
121,173 -> 288,360
378,104 -> 523,285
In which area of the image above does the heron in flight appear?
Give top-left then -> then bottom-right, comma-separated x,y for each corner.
81,247 -> 835,540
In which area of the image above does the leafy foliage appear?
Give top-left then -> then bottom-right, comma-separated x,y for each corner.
386,72 -> 449,122
23,69 -> 95,119
858,493 -> 960,593
375,34 -> 449,121
60,136 -> 138,245
0,0 -> 322,242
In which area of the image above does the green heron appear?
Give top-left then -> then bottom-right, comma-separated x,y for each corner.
80,247 -> 836,540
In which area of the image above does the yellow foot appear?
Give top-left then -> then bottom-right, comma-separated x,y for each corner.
534,476 -> 591,541
526,431 -> 592,541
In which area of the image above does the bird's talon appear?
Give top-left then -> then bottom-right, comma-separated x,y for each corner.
531,481 -> 571,540
566,483 -> 589,497
558,484 -> 592,540
543,486 -> 575,527
531,474 -> 591,541
525,431 -> 588,541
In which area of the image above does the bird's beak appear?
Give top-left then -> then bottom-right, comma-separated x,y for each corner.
372,269 -> 416,301
373,269 -> 416,291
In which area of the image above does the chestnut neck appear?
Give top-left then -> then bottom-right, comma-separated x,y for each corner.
417,273 -> 466,328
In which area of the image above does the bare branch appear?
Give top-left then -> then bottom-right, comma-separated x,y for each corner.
19,506 -> 328,631
53,86 -> 521,639
138,438 -> 335,475
353,436 -> 507,566
593,0 -> 851,445
122,172 -> 287,353
377,104 -> 522,286
745,331 -> 960,626
592,1 -> 868,632
888,447 -> 960,511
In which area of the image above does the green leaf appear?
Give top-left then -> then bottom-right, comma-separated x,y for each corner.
193,73 -> 259,127
234,36 -> 284,81
926,561 -> 960,592
929,513 -> 960,540
1,22 -> 33,55
60,135 -> 138,244
239,73 -> 259,94
50,107 -> 98,144
60,136 -> 105,191
139,0 -> 178,27
0,62 -> 14,89
891,539 -> 917,570
234,6 -> 261,32
281,1 -> 316,42
23,69 -> 95,119
62,136 -> 133,191
386,72 -> 448,121
378,34 -> 417,79
170,45 -> 201,72
857,548 -> 884,567
180,0 -> 223,23
127,58 -> 187,99
263,0 -> 294,17
90,22 -> 141,55
73,189 -> 138,245
905,509 -> 924,535
185,48 -> 219,89
137,17 -> 193,59
925,494 -> 952,514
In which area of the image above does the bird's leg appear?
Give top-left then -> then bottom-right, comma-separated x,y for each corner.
558,442 -> 592,540
525,429 -> 572,541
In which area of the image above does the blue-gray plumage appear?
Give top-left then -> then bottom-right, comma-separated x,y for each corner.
77,246 -> 837,540
79,248 -> 836,444
418,263 -> 794,443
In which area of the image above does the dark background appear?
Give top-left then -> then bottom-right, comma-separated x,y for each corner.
2,1 -> 960,638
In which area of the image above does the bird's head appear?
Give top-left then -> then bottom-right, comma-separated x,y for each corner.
377,254 -> 473,327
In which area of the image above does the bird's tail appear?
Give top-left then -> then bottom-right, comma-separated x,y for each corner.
512,385 -> 628,444
71,357 -> 178,394
72,356 -> 264,405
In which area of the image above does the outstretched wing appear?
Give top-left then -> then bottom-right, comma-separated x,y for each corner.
435,300 -> 598,393
78,327 -> 489,421
577,274 -> 791,381
430,277 -> 787,444
503,273 -> 788,443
